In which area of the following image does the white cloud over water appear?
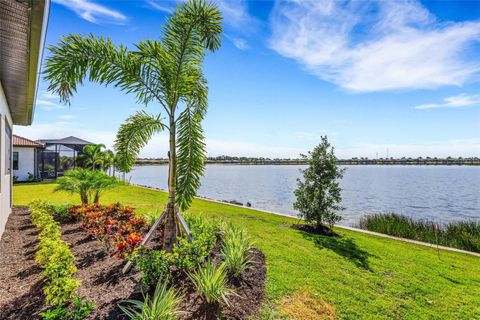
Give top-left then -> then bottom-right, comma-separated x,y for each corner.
270,0 -> 480,92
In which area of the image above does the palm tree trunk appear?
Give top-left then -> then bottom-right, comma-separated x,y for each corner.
81,193 -> 88,206
163,115 -> 178,252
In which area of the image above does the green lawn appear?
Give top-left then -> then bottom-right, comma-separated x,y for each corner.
14,182 -> 480,319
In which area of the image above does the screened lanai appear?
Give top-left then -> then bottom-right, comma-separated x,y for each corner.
36,136 -> 93,179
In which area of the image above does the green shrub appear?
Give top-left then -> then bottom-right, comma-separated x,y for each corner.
188,260 -> 235,305
358,213 -> 480,253
221,223 -> 253,278
29,200 -> 80,306
172,213 -> 218,271
40,296 -> 94,320
132,247 -> 173,288
119,281 -> 184,320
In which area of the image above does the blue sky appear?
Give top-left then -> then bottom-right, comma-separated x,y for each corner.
14,0 -> 480,158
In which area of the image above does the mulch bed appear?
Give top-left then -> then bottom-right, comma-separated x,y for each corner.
0,206 -> 266,319
291,223 -> 340,237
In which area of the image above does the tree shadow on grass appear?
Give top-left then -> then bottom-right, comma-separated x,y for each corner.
298,229 -> 373,270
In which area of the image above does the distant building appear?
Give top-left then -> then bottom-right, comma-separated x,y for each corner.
13,135 -> 44,181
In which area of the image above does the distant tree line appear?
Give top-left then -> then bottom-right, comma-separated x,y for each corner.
136,156 -> 480,166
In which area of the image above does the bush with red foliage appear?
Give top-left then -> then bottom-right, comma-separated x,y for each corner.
69,203 -> 147,258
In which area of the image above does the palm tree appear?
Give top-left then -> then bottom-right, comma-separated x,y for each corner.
55,168 -> 118,205
100,149 -> 115,172
44,0 -> 222,251
81,144 -> 106,170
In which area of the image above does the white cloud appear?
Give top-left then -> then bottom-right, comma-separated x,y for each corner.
53,0 -> 127,24
58,114 -> 76,120
414,93 -> 480,109
42,91 -> 59,99
36,99 -> 65,111
224,35 -> 249,50
270,0 -> 480,92
217,0 -> 255,29
146,0 -> 174,13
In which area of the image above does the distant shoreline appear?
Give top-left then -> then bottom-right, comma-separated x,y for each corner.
136,157 -> 480,166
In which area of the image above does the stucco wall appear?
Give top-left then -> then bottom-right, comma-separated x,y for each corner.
0,82 -> 13,238
13,147 -> 35,181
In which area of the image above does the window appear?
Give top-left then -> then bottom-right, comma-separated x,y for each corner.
5,121 -> 11,175
13,152 -> 18,170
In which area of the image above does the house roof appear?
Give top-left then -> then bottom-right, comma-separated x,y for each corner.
38,136 -> 94,146
0,0 -> 50,125
13,134 -> 44,148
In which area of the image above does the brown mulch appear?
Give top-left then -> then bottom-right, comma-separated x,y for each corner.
291,223 -> 340,237
0,206 -> 45,319
0,206 -> 266,319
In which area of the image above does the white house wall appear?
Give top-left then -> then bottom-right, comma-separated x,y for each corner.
0,82 -> 13,238
13,147 -> 35,181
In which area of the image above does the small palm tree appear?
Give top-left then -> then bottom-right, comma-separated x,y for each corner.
55,168 -> 118,205
44,0 -> 222,251
80,144 -> 106,170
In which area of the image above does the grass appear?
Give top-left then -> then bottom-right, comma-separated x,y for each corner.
14,182 -> 480,319
358,213 -> 480,253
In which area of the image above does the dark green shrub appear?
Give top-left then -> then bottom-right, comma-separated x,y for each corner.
172,214 -> 218,271
132,247 -> 173,288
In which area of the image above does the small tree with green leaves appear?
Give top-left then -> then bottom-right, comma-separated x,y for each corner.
294,136 -> 345,229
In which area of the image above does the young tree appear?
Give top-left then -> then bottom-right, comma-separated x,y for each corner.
294,136 -> 345,229
44,0 -> 222,251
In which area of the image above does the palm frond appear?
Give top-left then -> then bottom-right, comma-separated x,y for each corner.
176,105 -> 206,211
44,34 -> 166,108
114,111 -> 166,173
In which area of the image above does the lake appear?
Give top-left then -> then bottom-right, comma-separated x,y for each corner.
124,165 -> 480,226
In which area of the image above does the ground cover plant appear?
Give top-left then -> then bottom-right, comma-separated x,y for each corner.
221,223 -> 254,278
69,203 -> 147,257
359,213 -> 480,253
119,281 -> 184,320
14,183 -> 480,319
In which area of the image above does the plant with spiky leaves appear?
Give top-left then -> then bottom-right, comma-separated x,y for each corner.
44,0 -> 223,251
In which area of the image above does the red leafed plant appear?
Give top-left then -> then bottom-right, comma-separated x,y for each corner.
70,203 -> 147,258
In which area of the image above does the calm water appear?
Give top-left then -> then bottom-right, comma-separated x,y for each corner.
125,165 -> 480,226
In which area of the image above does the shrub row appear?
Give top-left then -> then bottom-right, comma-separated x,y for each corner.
358,213 -> 480,253
29,200 -> 79,306
69,203 -> 147,257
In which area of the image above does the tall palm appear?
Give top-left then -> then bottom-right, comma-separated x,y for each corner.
81,144 -> 106,170
44,0 -> 222,251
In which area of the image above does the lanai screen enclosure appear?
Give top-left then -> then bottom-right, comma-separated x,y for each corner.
37,136 -> 93,179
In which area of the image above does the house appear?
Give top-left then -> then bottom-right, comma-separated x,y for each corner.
13,134 -> 44,182
0,0 -> 49,236
37,136 -> 94,179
